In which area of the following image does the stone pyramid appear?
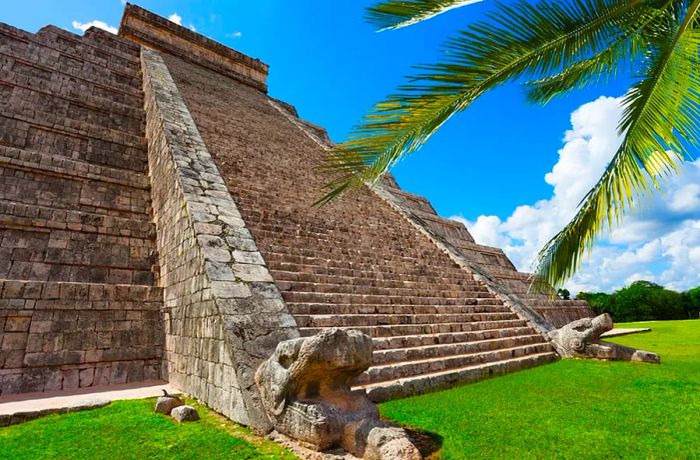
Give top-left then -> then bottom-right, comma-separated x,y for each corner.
0,4 -> 592,431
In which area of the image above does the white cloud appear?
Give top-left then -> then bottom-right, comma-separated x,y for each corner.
168,12 -> 196,32
168,13 -> 182,25
71,20 -> 118,35
228,31 -> 243,38
451,96 -> 700,294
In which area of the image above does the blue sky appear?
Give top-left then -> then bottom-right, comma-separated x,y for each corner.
3,1 -> 699,293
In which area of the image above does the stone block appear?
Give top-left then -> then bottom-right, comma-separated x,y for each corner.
2,332 -> 28,350
79,367 -> 95,387
110,362 -> 128,384
5,316 -> 32,332
155,392 -> 183,415
171,405 -> 199,422
62,369 -> 79,389
232,264 -> 272,282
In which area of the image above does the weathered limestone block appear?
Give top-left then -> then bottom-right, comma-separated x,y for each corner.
548,314 -> 660,363
155,390 -> 184,415
256,328 -> 421,459
171,405 -> 200,422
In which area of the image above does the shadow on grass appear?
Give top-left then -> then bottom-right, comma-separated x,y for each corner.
404,425 -> 444,458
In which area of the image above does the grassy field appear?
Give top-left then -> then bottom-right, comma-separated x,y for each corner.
0,397 -> 295,460
380,319 -> 700,459
1,320 -> 697,459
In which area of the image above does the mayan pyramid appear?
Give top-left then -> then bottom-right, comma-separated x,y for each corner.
0,4 -> 592,430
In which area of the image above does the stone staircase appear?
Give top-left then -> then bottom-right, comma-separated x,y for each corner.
378,179 -> 594,328
161,53 -> 558,402
0,24 -> 162,395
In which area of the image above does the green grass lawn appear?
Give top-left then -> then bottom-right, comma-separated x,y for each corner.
1,320 -> 697,459
0,397 -> 296,460
380,319 -> 700,459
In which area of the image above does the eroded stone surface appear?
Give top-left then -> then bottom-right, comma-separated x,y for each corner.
171,405 -> 199,422
155,393 -> 183,415
0,22 -> 163,397
548,314 -> 660,363
141,47 -> 297,432
256,328 -> 421,459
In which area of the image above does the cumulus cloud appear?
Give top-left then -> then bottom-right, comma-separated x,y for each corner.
71,20 -> 118,35
452,96 -> 700,294
168,12 -> 196,31
168,13 -> 182,25
227,31 -> 243,38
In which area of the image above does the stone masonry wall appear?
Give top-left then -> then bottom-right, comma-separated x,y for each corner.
0,24 -> 163,395
141,47 -> 297,431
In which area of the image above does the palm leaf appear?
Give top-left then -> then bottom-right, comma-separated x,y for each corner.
524,5 -> 666,104
318,0 -> 653,206
367,0 -> 483,31
535,1 -> 700,288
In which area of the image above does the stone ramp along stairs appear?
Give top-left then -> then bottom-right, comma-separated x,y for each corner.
0,24 -> 163,395
160,53 -> 557,402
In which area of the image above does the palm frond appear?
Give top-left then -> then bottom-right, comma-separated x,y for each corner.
367,0 -> 483,31
535,1 -> 700,288
318,0 -> 652,205
524,5 -> 666,104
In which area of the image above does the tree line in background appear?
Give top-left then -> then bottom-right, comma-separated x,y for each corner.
572,281 -> 700,323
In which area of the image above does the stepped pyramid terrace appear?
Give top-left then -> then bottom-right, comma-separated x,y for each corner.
8,3 -> 675,449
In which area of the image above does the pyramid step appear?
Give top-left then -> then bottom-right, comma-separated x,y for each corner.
299,319 -> 531,338
269,266 -> 481,286
0,51 -> 142,108
370,326 -> 538,350
252,220 -> 429,243
263,242 -> 462,268
355,352 -> 557,402
2,80 -> 144,136
0,161 -> 151,219
372,334 -> 546,365
269,269 -> 482,290
264,251 -> 460,273
296,311 -> 521,329
357,342 -> 553,386
0,116 -> 147,173
520,297 -> 591,307
81,27 -> 142,62
254,229 -> 435,255
0,201 -> 154,239
282,291 -> 497,306
37,24 -> 141,70
267,258 -> 476,281
0,146 -> 149,189
0,279 -> 162,301
277,281 -> 485,299
0,41 -> 142,97
286,303 -> 511,316
0,220 -> 154,266
2,25 -> 142,89
0,102 -> 145,149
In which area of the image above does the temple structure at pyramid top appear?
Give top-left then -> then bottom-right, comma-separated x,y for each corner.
0,2 -> 593,433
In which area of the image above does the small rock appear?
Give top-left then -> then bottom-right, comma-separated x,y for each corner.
171,405 -> 199,422
155,390 -> 183,415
